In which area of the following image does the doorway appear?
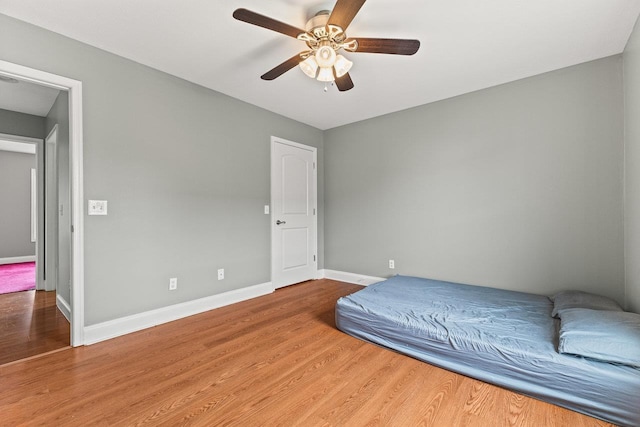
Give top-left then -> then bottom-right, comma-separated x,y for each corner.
0,130 -> 70,364
270,137 -> 318,288
0,59 -> 85,347
0,134 -> 40,294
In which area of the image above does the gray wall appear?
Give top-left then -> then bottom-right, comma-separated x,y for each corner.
625,17 -> 640,313
0,150 -> 36,258
0,108 -> 43,259
0,108 -> 45,139
1,11 -> 630,324
325,56 -> 625,304
0,14 -> 324,325
45,91 -> 71,304
0,108 -> 46,281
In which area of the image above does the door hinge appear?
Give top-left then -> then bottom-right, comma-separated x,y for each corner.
313,255 -> 316,262
313,208 -> 316,215
71,225 -> 74,233
313,162 -> 316,169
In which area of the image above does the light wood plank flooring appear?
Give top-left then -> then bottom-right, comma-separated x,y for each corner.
0,279 -> 614,426
0,290 -> 70,365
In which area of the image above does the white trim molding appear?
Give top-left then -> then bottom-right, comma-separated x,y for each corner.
0,60 -> 86,347
56,294 -> 72,322
0,133 -> 42,145
83,282 -> 274,345
0,256 -> 36,265
31,168 -> 37,242
0,135 -> 39,153
320,269 -> 385,286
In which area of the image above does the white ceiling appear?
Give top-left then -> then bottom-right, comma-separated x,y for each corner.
0,77 -> 60,117
1,0 -> 639,129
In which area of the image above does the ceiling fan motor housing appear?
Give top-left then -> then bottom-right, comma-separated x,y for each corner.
305,10 -> 331,33
300,10 -> 351,49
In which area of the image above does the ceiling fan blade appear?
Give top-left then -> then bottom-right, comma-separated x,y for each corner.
233,8 -> 306,39
328,0 -> 367,31
351,38 -> 420,55
261,54 -> 304,80
334,72 -> 354,92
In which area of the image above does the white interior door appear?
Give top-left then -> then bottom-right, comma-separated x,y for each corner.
271,137 -> 317,289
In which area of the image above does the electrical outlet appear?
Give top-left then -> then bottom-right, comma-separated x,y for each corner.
88,200 -> 108,215
217,268 -> 224,280
389,259 -> 395,269
169,277 -> 177,290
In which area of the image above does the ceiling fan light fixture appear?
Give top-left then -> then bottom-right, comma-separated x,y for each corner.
316,66 -> 335,82
333,54 -> 353,78
315,45 -> 337,68
299,56 -> 319,78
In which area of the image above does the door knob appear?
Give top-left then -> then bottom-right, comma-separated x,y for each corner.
276,220 -> 286,225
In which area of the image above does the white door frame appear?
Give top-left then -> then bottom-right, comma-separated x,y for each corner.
270,136 -> 318,288
44,125 -> 59,292
0,60 -> 85,346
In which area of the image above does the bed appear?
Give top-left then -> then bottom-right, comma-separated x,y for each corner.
335,275 -> 640,426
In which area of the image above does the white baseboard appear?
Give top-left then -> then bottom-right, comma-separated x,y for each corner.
321,269 -> 385,286
83,282 -> 274,345
56,294 -> 71,322
0,256 -> 36,265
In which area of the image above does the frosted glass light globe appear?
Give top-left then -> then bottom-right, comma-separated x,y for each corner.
299,56 -> 318,78
315,46 -> 336,68
316,67 -> 335,82
333,55 -> 353,78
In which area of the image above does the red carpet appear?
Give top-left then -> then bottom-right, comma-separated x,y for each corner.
0,262 -> 36,295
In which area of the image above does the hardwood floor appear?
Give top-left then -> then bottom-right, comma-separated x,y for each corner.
0,290 -> 70,365
0,280 -> 614,426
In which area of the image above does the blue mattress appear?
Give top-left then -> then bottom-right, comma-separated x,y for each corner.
335,275 -> 640,426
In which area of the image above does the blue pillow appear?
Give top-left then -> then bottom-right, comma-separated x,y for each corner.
550,290 -> 622,318
558,308 -> 640,368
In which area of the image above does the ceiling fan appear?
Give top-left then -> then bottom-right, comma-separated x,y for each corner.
233,0 -> 420,92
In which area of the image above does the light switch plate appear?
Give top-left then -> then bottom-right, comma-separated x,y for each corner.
88,200 -> 108,215
264,205 -> 270,214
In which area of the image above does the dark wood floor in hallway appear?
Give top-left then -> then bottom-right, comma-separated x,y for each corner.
0,279 -> 613,426
0,289 -> 70,365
